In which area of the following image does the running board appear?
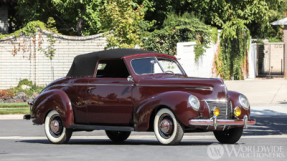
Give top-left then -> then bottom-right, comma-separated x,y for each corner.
68,124 -> 134,132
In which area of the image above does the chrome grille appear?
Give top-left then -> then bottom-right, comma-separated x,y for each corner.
206,100 -> 232,119
227,101 -> 233,119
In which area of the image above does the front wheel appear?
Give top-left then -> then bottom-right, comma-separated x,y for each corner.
213,127 -> 243,144
154,108 -> 184,145
105,131 -> 131,142
44,110 -> 73,144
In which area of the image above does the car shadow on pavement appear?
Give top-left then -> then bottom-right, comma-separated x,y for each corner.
17,139 -> 225,146
243,115 -> 287,136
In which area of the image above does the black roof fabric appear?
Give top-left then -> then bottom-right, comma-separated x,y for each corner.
66,49 -> 159,77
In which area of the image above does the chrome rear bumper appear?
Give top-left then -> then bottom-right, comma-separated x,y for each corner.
189,115 -> 256,129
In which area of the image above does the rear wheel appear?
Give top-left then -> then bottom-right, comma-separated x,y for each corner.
213,127 -> 243,144
44,110 -> 73,144
105,131 -> 131,142
154,108 -> 184,145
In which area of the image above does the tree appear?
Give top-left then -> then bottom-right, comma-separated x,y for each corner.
141,12 -> 217,59
135,0 -> 284,39
16,0 -> 106,36
100,0 -> 146,49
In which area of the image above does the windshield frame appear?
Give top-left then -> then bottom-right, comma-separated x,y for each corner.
130,56 -> 186,76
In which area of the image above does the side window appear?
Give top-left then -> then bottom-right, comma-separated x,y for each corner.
95,59 -> 130,78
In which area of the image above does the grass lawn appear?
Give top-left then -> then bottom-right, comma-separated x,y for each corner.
0,103 -> 29,108
0,108 -> 30,115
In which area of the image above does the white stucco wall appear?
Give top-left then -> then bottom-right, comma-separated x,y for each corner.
0,29 -> 107,89
248,43 -> 257,79
176,41 -> 217,78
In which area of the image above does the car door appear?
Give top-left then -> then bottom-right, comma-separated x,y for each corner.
61,78 -> 90,124
86,59 -> 134,126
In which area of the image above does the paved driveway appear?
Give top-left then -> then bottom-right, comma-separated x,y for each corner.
225,79 -> 287,105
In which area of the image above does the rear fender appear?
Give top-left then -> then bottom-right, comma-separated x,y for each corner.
133,91 -> 203,131
31,89 -> 74,128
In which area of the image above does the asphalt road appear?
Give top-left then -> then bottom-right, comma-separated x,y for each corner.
0,115 -> 286,161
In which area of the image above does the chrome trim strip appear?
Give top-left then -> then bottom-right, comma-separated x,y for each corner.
137,85 -> 213,91
185,87 -> 213,91
51,83 -> 134,88
204,100 -> 212,117
204,99 -> 227,102
155,57 -> 165,73
189,119 -> 256,126
46,83 -> 211,91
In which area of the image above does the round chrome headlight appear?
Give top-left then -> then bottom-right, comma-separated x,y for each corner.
188,95 -> 200,111
239,95 -> 249,110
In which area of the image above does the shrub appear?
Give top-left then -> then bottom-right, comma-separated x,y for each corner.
0,90 -> 14,99
17,79 -> 33,87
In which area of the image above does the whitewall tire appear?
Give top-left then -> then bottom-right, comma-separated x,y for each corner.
154,108 -> 184,145
44,110 -> 72,144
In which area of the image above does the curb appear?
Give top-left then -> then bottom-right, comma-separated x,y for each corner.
0,115 -> 23,120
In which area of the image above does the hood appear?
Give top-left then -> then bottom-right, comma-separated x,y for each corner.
137,75 -> 227,100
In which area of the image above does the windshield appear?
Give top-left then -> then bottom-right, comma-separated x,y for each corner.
131,57 -> 184,75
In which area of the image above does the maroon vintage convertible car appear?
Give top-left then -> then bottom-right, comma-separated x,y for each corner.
24,49 -> 255,145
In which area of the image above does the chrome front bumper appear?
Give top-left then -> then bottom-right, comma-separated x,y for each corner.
189,115 -> 256,129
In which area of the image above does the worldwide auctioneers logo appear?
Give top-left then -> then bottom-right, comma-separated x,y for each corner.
207,144 -> 285,160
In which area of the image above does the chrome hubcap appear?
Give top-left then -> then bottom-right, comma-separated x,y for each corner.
158,114 -> 174,139
50,120 -> 60,133
160,119 -> 173,135
49,115 -> 63,138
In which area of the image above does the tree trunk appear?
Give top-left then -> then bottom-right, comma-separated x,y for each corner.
76,1 -> 86,36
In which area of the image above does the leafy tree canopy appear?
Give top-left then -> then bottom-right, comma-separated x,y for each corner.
16,0 -> 106,36
135,0 -> 286,39
100,0 -> 147,49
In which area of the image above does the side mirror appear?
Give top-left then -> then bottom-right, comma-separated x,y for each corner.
127,75 -> 134,82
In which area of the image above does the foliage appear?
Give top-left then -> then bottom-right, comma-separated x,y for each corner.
247,0 -> 287,39
100,0 -> 146,49
216,28 -> 250,80
17,79 -> 33,88
267,37 -> 282,42
135,0 -> 281,35
141,12 -> 217,60
16,0 -> 106,36
38,34 -> 56,60
0,20 -> 57,39
3,79 -> 45,98
252,40 -> 264,43
0,90 -> 14,99
0,19 -> 57,60
8,85 -> 44,97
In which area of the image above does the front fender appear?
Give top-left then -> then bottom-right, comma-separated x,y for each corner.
31,89 -> 74,128
228,91 -> 250,119
133,91 -> 207,131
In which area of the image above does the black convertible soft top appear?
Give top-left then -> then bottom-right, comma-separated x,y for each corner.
66,49 -> 159,77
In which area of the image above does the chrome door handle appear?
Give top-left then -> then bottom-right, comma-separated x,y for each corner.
87,87 -> 93,93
